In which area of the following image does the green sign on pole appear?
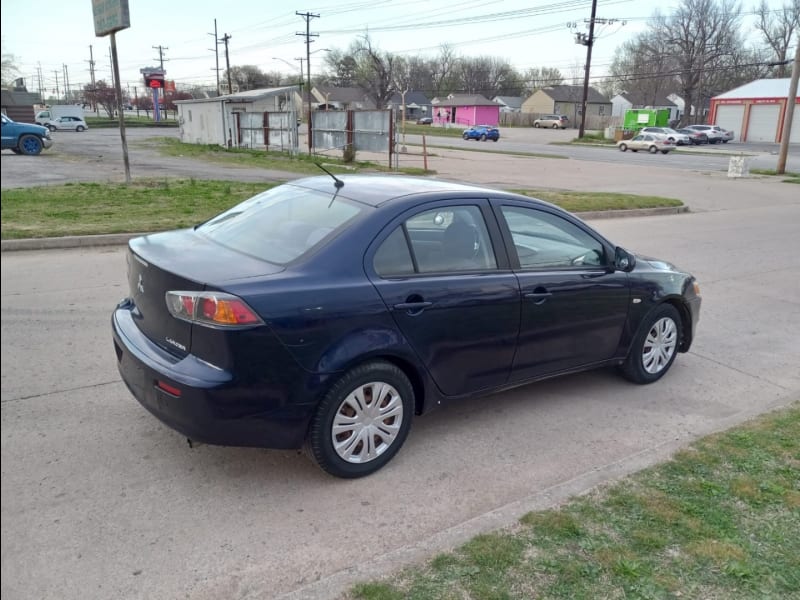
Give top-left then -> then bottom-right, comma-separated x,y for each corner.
92,0 -> 130,37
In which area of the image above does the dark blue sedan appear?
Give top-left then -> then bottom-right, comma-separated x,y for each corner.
112,176 -> 701,478
462,125 -> 500,141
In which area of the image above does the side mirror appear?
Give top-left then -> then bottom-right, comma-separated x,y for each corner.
614,246 -> 636,272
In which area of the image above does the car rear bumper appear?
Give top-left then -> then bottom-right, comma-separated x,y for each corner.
111,306 -> 315,449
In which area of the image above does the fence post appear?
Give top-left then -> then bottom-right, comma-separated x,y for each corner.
423,134 -> 428,172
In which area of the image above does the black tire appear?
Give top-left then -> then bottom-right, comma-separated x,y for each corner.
533,122 -> 540,128
47,124 -> 56,132
552,123 -> 558,129
11,148 -> 22,154
661,150 -> 669,154
648,145 -> 658,154
18,135 -> 43,156
480,134 -> 487,141
305,361 -> 414,478
620,304 -> 682,384
462,133 -> 469,140
76,125 -> 85,132
492,138 -> 498,142
618,143 -> 627,152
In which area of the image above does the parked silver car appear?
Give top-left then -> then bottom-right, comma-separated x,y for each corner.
684,125 -> 732,144
533,114 -> 569,129
640,127 -> 691,146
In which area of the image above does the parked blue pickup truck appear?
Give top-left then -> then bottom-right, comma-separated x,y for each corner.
1,114 -> 54,155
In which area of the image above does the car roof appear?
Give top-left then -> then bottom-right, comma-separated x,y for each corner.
285,175 -> 533,208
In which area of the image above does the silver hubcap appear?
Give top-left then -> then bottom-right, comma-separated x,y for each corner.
642,317 -> 677,374
332,381 -> 404,464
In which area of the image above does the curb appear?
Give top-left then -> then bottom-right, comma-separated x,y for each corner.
0,206 -> 689,252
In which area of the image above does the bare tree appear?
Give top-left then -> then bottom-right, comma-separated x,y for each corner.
353,35 -> 398,108
754,0 -> 800,77
456,56 -> 519,97
430,44 -> 460,97
84,80 -> 117,118
1,51 -> 19,87
522,67 -> 564,96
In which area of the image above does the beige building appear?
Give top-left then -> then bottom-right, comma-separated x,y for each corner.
522,85 -> 612,129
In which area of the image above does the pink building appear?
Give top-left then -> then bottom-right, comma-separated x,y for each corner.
432,94 -> 500,127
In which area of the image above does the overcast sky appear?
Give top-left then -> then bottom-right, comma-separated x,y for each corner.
1,0 -> 792,96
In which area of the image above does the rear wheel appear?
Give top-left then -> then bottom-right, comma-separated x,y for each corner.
618,143 -> 627,152
552,123 -> 558,129
534,122 -> 540,128
648,145 -> 658,154
480,134 -> 487,141
19,135 -> 43,156
620,304 -> 682,384
462,133 -> 469,140
305,361 -> 414,478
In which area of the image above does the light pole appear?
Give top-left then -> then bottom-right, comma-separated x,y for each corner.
777,42 -> 799,174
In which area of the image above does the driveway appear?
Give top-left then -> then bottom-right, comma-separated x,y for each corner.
2,128 -> 799,600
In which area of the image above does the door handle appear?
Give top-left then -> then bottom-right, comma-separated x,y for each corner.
393,301 -> 433,311
524,289 -> 552,305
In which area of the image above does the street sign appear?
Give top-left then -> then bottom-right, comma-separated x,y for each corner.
91,0 -> 130,37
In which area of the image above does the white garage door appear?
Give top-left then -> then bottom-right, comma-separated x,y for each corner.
747,104 -> 780,142
715,104 -> 745,140
789,103 -> 800,144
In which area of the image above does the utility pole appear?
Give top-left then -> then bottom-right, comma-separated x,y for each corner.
87,46 -> 97,111
296,11 -> 319,153
209,19 -> 221,96
777,42 -> 800,174
36,62 -> 44,102
63,64 -> 71,103
152,45 -> 169,70
576,0 -> 597,138
53,70 -> 60,101
222,34 -> 233,95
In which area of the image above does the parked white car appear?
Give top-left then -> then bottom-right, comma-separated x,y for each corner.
49,116 -> 89,132
616,134 -> 675,154
640,127 -> 691,146
684,125 -> 731,144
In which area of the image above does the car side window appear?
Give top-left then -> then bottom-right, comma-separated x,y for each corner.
501,206 -> 606,269
373,205 -> 497,276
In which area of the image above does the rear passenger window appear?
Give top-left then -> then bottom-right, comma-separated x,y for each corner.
373,205 -> 498,277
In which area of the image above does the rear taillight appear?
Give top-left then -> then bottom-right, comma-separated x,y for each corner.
165,291 -> 263,328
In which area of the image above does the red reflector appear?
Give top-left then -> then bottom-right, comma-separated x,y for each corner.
156,380 -> 182,397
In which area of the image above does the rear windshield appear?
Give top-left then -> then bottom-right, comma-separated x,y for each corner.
196,184 -> 363,264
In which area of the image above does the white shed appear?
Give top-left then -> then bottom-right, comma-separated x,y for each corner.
175,86 -> 300,149
710,79 -> 798,143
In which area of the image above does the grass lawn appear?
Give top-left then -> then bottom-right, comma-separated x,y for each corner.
399,124 -> 467,138
1,180 -> 685,240
151,137 -> 431,177
351,404 -> 800,600
750,168 -> 800,184
84,116 -> 178,128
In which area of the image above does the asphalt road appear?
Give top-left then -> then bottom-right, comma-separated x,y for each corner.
2,129 -> 800,600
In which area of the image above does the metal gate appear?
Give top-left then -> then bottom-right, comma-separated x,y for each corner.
265,111 -> 298,151
237,112 -> 265,148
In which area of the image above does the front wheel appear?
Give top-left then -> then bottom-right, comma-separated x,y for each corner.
76,125 -> 85,132
533,122 -> 540,128
552,123 -> 558,129
618,144 -> 627,152
648,145 -> 658,154
305,361 -> 414,478
661,150 -> 670,154
18,135 -> 43,156
620,304 -> 682,384
480,134 -> 487,141
462,133 -> 469,140
47,124 -> 56,132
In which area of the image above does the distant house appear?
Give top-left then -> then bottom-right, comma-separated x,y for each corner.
1,89 -> 42,123
521,85 -> 611,128
387,91 -> 431,120
175,86 -> 300,148
493,96 -> 524,113
311,86 -> 375,111
431,94 -> 500,126
611,91 -> 679,122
